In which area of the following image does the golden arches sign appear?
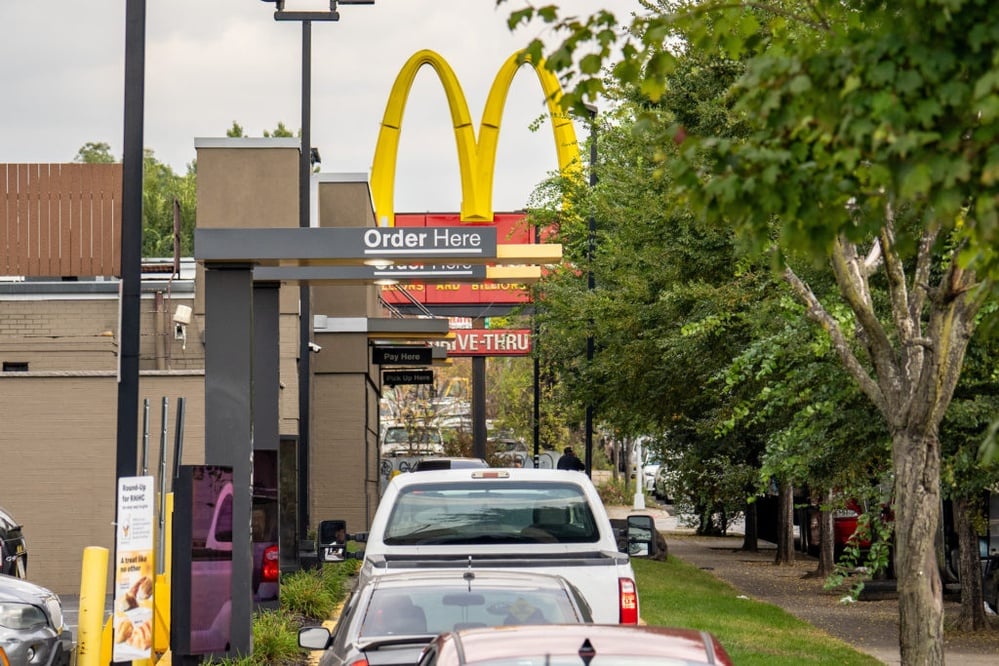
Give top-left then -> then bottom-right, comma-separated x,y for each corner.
371,49 -> 581,227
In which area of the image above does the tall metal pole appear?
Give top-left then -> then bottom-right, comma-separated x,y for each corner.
118,0 -> 144,488
532,223 -> 541,468
115,6 -> 145,665
297,17 -> 313,545
268,0 -> 374,552
584,106 -> 597,476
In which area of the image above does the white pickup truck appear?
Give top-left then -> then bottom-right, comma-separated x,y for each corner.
343,468 -> 640,624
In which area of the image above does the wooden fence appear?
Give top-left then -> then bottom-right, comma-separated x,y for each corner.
1,163 -> 122,278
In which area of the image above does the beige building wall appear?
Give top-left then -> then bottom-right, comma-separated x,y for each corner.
0,373 -> 206,594
0,145 -> 391,593
310,174 -> 385,530
0,291 -> 199,373
311,343 -> 380,530
193,138 -> 305,437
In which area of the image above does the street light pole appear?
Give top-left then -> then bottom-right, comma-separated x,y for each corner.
261,0 -> 373,550
583,104 -> 597,476
114,4 -> 145,664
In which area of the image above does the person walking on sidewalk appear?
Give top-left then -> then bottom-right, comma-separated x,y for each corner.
557,446 -> 585,471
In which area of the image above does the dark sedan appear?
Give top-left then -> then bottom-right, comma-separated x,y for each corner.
299,569 -> 594,666
416,624 -> 735,666
0,507 -> 26,580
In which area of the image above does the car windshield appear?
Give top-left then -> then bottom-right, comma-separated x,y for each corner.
383,482 -> 600,545
359,584 -> 583,638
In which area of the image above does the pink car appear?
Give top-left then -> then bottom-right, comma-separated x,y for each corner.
416,623 -> 735,666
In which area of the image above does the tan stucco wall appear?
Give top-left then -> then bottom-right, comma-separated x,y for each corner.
311,370 -> 380,531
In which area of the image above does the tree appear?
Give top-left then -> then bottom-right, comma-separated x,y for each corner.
263,121 -> 295,138
939,317 -> 999,629
525,74 -> 783,540
75,142 -> 197,259
74,141 -> 115,164
510,1 -> 999,662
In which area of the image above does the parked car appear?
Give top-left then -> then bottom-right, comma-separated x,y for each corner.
653,465 -> 674,503
299,569 -> 594,666
413,457 -> 489,471
382,425 -> 445,457
0,573 -> 74,666
641,460 -> 660,494
0,507 -> 27,579
416,623 -> 735,665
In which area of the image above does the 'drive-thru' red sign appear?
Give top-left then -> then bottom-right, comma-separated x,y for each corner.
431,329 -> 532,357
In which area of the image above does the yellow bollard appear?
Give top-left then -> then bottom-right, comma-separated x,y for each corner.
153,493 -> 173,657
76,546 -> 109,666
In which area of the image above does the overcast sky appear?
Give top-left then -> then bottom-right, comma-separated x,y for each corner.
1,1 -> 638,213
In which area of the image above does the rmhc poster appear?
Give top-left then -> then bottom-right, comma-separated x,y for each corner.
112,475 -> 155,662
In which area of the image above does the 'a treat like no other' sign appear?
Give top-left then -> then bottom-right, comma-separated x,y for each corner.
112,476 -> 155,661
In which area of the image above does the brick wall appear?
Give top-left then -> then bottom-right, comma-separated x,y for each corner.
0,294 -> 201,373
0,374 -> 206,594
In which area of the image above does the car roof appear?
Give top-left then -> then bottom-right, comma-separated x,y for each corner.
387,467 -> 592,488
447,624 -> 732,665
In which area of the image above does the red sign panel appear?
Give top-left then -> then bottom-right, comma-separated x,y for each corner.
379,213 -> 534,306
431,329 -> 532,357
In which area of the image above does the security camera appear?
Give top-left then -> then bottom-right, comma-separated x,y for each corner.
308,342 -> 322,353
173,305 -> 193,326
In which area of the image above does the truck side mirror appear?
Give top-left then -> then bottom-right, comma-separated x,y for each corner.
318,520 -> 347,562
626,515 -> 658,559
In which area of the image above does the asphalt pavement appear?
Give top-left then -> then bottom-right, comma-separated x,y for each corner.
58,500 -> 996,666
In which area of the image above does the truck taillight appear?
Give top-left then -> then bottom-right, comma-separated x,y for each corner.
619,577 -> 639,624
262,545 -> 280,583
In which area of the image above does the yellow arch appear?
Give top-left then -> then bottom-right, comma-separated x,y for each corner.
371,49 -> 581,227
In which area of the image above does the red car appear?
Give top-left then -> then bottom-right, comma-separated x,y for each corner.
416,624 -> 734,666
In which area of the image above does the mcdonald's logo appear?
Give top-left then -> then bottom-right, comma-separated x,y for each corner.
372,49 -> 582,227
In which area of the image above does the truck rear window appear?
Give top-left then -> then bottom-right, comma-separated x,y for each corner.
383,481 -> 601,545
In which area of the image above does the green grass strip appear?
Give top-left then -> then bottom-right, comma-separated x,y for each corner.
633,556 -> 882,665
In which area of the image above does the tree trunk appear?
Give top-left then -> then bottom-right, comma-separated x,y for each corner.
893,430 -> 944,665
774,481 -> 795,565
816,488 -> 836,578
954,496 -> 987,630
742,497 -> 759,552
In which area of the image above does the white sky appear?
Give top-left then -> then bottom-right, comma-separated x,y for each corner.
1,0 -> 638,213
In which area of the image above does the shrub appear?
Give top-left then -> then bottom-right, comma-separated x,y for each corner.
247,609 -> 305,665
597,476 -> 632,505
279,568 -> 337,621
202,560 -> 359,665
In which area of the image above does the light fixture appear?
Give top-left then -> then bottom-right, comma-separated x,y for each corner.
363,258 -> 394,267
372,278 -> 398,286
